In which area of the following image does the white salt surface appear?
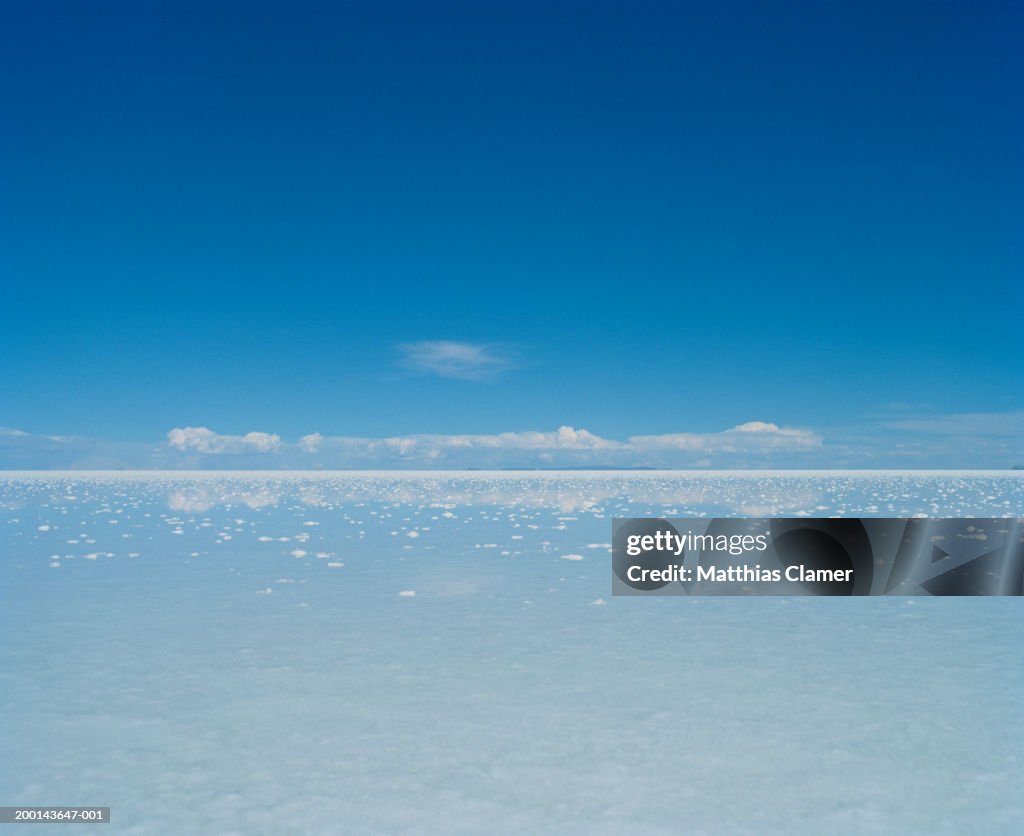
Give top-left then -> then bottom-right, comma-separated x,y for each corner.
1,472 -> 1022,834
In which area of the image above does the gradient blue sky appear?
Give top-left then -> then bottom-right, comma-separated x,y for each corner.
1,1 -> 1021,467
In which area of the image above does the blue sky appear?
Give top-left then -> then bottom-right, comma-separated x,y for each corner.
1,1 -> 1021,468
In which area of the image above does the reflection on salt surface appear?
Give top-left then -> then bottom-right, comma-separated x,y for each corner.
1,473 -> 1022,834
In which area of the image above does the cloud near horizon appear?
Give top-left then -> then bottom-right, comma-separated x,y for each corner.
0,411 -> 1020,469
167,427 -> 283,454
630,422 -> 822,453
162,421 -> 823,467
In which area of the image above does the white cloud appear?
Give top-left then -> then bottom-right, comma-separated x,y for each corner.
298,425 -> 621,463
167,427 -> 283,454
733,421 -> 782,433
3,410 -> 1020,469
242,432 -> 282,452
288,421 -> 822,466
425,426 -> 619,451
396,340 -> 516,380
298,432 -> 323,453
629,422 -> 822,453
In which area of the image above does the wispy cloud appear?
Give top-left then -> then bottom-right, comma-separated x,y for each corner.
395,340 -> 517,381
630,422 -> 822,453
879,410 -> 1024,437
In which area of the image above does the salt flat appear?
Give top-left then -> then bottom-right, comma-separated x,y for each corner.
1,473 -> 1022,834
